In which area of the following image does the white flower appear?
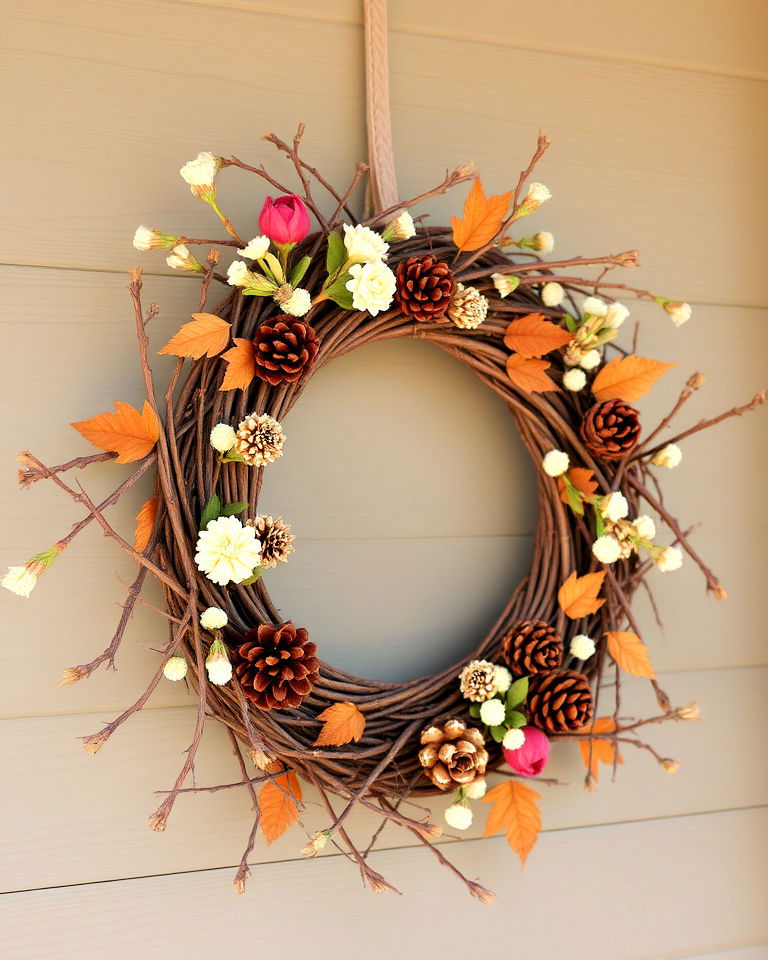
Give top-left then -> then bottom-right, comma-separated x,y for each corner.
227,260 -> 251,287
491,273 -> 520,298
237,236 -> 270,260
301,831 -> 330,858
570,634 -> 596,660
519,182 -> 551,215
600,491 -> 629,523
563,368 -> 587,391
2,565 -> 38,597
180,151 -> 221,196
281,287 -> 312,317
163,656 -> 188,682
664,301 -> 692,327
579,349 -> 602,371
200,606 -> 228,631
166,244 -> 203,273
651,443 -> 682,469
209,423 -> 237,453
592,535 -> 622,564
493,664 -> 512,694
633,515 -> 656,541
465,779 -> 487,800
133,225 -> 176,250
531,231 -> 554,253
542,281 -> 564,307
480,698 -> 506,726
604,301 -> 630,328
342,223 -> 389,264
345,260 -> 396,316
444,802 -> 473,831
205,638 -> 232,685
676,701 -> 701,722
655,545 -> 683,572
194,515 -> 262,586
382,211 -> 415,242
502,728 -> 526,751
582,297 -> 607,318
542,449 -> 570,477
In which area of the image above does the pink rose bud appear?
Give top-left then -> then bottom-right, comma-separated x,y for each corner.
503,725 -> 550,777
258,194 -> 310,245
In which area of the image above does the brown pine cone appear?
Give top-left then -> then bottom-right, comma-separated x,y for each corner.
252,315 -> 319,386
234,413 -> 285,466
395,255 -> 455,322
527,670 -> 594,734
581,399 -> 640,460
418,718 -> 488,790
247,515 -> 295,568
503,619 -> 563,675
232,621 -> 319,710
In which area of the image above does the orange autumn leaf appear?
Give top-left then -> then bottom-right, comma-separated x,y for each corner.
558,467 -> 598,506
606,631 -> 656,679
158,313 -> 231,359
219,338 -> 256,391
314,701 -> 366,746
578,716 -> 623,780
133,497 -> 158,553
451,178 -> 512,252
506,354 -> 558,394
592,354 -> 675,402
483,780 -> 541,866
558,570 -> 607,619
503,313 -> 572,358
258,769 -> 303,845
71,400 -> 160,464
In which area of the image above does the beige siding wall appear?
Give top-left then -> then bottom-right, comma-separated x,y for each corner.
1,2 -> 766,957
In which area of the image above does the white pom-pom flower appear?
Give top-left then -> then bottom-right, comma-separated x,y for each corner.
532,231 -> 554,253
205,638 -> 233,685
592,535 -> 622,564
664,301 -> 692,327
342,223 -> 389,264
200,606 -> 228,631
651,443 -> 683,469
237,236 -> 270,260
655,545 -> 683,572
281,288 -> 312,317
345,261 -> 396,316
502,728 -> 526,751
570,634 -> 596,660
163,656 -> 188,682
209,423 -> 237,453
579,349 -> 602,370
563,368 -> 587,392
479,698 -> 506,726
542,449 -> 570,477
444,802 -> 473,831
382,211 -> 415,242
604,301 -> 629,328
633,515 -> 657,542
493,664 -> 513,694
194,515 -> 262,586
582,297 -> 607,318
600,491 -> 629,523
542,282 -> 564,307
465,779 -> 487,800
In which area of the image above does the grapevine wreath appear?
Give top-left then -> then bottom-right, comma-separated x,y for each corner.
7,125 -> 766,901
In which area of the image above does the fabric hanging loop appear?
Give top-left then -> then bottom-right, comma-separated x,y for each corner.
363,0 -> 399,215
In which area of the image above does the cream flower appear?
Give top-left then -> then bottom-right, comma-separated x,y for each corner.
519,182 -> 551,215
166,244 -> 203,273
655,545 -> 683,572
479,698 -> 506,726
238,236 -> 270,260
651,443 -> 683,469
664,301 -> 692,327
579,349 -> 602,370
563,368 -> 586,391
445,802 -> 473,831
301,831 -> 330,858
633,515 -> 656,541
2,565 -> 38,597
281,288 -> 312,317
227,260 -> 252,287
491,273 -> 520,298
209,423 -> 236,453
542,281 -> 564,307
200,606 -> 228,631
343,223 -> 389,264
180,151 -> 221,197
676,701 -> 701,721
133,225 -> 176,250
531,231 -> 554,253
163,657 -> 188,682
582,297 -> 607,318
493,664 -> 513,694
502,728 -> 526,751
542,449 -> 570,477
570,634 -> 596,660
600,491 -> 629,523
465,778 -> 487,800
604,301 -> 630,328
205,638 -> 232,685
382,211 -> 415,243
345,260 -> 396,316
592,535 -> 622,564
194,515 -> 262,586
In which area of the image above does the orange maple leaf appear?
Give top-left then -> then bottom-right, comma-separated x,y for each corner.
558,571 -> 607,619
558,467 -> 598,506
606,631 -> 656,678
592,355 -> 675,402
483,780 -> 541,866
503,313 -> 572,358
258,769 -> 303,845
158,313 -> 231,360
133,497 -> 159,553
506,354 -> 558,394
71,401 -> 160,464
219,338 -> 256,391
451,179 -> 512,252
314,701 -> 366,747
577,716 -> 623,780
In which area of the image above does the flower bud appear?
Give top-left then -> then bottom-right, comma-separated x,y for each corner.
563,368 -> 587,391
166,244 -> 204,273
163,656 -> 188,682
479,698 -> 506,726
444,801 -> 473,831
381,211 -> 415,243
592,535 -> 622,564
259,194 -> 310,246
503,726 -> 550,777
542,449 -> 570,477
209,423 -> 237,453
655,545 -> 683,572
664,301 -> 692,327
200,606 -> 228,631
675,701 -> 701,722
650,443 -> 682,469
301,831 -> 330,858
2,545 -> 63,598
518,182 -> 551,216
205,637 -> 232,685
133,225 -> 177,250
541,281 -> 564,307
491,272 -> 520,298
661,758 -> 680,774
531,231 -> 554,253
570,634 -> 596,660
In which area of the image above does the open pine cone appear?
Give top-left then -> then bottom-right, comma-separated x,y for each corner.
252,315 -> 319,385
527,670 -> 594,734
503,619 -> 563,675
395,255 -> 455,322
232,621 -> 319,710
418,718 -> 488,790
581,399 -> 640,460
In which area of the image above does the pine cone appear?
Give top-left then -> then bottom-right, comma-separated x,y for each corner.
503,620 -> 563,675
581,400 -> 640,460
247,515 -> 294,568
234,412 -> 285,466
447,284 -> 488,329
527,670 -> 594,734
232,621 -> 319,710
395,255 -> 455,322
418,718 -> 488,790
252,315 -> 319,386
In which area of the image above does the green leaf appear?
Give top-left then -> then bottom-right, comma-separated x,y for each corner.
199,494 -> 222,530
506,676 -> 529,710
325,231 -> 347,277
222,501 -> 248,517
290,255 -> 311,287
566,482 -> 584,517
326,275 -> 354,309
242,288 -> 275,297
594,504 -> 606,539
468,703 -> 481,719
238,565 -> 264,586
563,313 -> 577,333
506,709 -> 527,728
490,724 -> 506,743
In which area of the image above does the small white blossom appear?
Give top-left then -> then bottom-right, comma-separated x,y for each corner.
541,281 -> 564,307
655,545 -> 683,572
633,515 -> 656,541
345,260 -> 396,316
582,297 -> 607,318
592,535 -> 622,564
563,368 -> 587,391
205,638 -> 232,685
664,301 -> 692,327
579,349 -> 602,371
600,491 -> 629,523
342,223 -> 389,264
479,698 -> 506,727
133,225 -> 176,250
676,701 -> 701,721
604,301 -> 630,328
227,260 -> 251,287
570,634 -> 596,660
163,656 -> 188,682
465,778 -> 487,800
651,443 -> 682,469
502,728 -> 526,751
531,231 -> 554,253
166,244 -> 203,273
493,664 -> 513,694
237,236 -> 270,260
209,423 -> 237,453
542,449 -> 570,477
301,831 -> 330,858
444,802 -> 473,831
281,287 -> 312,317
180,151 -> 221,197
519,182 -> 551,215
200,606 -> 228,631
381,211 -> 415,242
491,273 -> 520,298
2,565 -> 38,597
194,515 -> 262,586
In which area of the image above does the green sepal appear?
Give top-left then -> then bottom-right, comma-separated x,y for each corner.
263,251 -> 285,284
506,709 -> 527,728
325,230 -> 347,277
220,450 -> 245,463
325,275 -> 354,309
594,504 -> 606,538
490,724 -> 506,743
222,501 -> 248,517
199,494 -> 222,530
290,255 -> 311,287
238,565 -> 264,586
468,703 -> 481,719
506,676 -> 529,709
242,287 -> 275,297
563,313 -> 577,333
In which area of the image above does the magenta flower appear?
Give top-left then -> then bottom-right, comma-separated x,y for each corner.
503,725 -> 550,777
258,194 -> 310,246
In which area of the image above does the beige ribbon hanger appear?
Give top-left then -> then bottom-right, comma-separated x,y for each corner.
364,0 -> 399,216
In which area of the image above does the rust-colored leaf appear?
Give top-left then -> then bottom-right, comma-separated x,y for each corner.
606,631 -> 656,678
133,497 -> 158,553
258,769 -> 303,845
503,313 -> 572,358
483,780 -> 541,866
451,178 -> 512,252
71,401 -> 159,464
505,354 -> 558,394
558,467 -> 598,506
158,313 -> 231,359
558,571 -> 607,619
592,354 -> 675,402
314,701 -> 366,747
577,716 -> 623,780
219,338 -> 256,391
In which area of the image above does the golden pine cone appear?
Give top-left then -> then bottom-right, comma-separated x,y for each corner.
235,413 -> 285,467
418,718 -> 488,790
447,283 -> 488,329
248,515 -> 295,568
